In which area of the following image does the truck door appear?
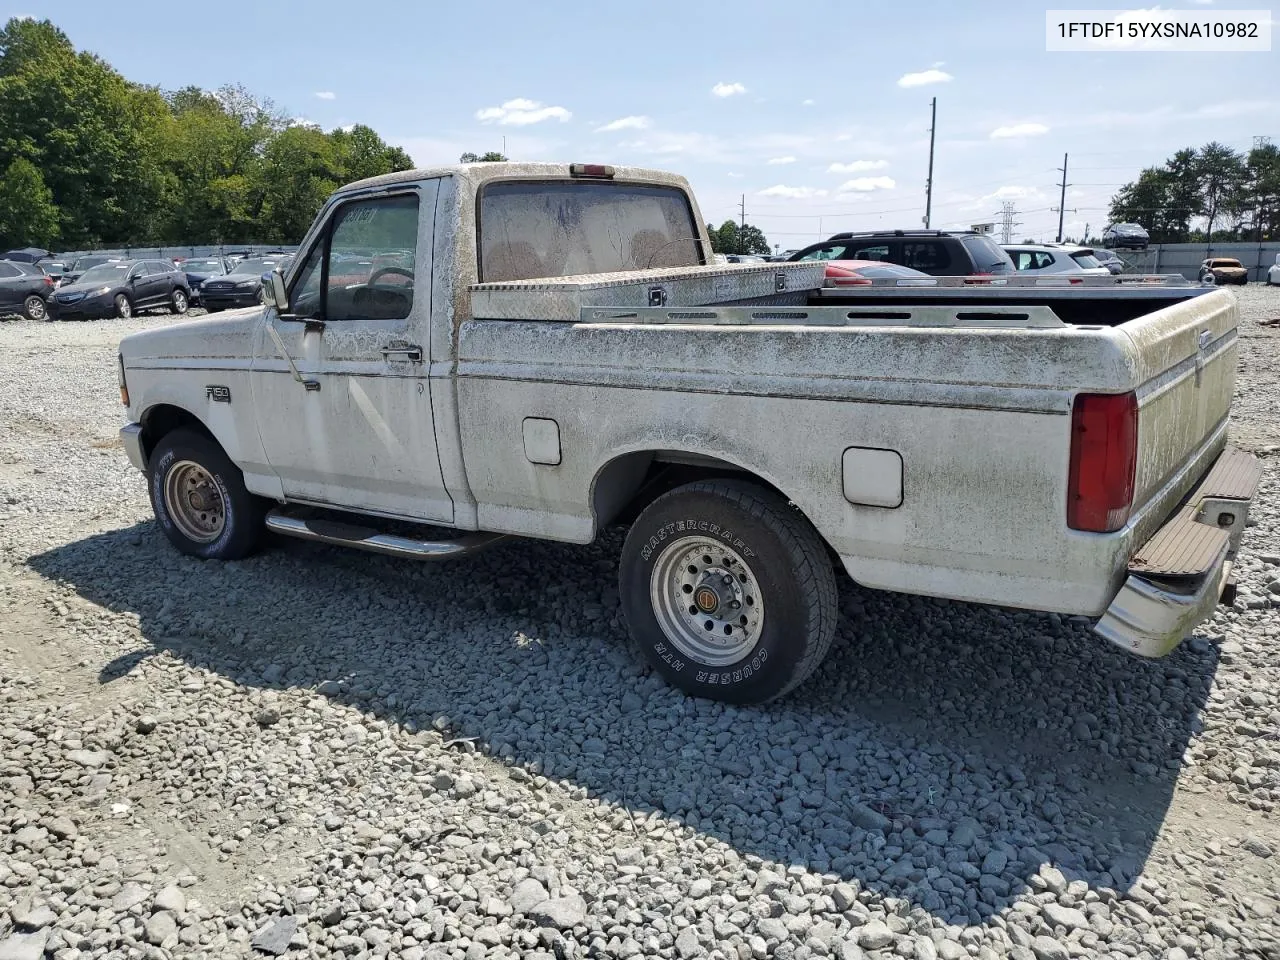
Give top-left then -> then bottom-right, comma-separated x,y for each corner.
251,181 -> 453,523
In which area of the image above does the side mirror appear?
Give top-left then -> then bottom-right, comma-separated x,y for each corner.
267,268 -> 289,311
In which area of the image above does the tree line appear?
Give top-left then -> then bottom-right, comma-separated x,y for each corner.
706,220 -> 772,255
1109,141 -> 1280,243
0,18 -> 414,251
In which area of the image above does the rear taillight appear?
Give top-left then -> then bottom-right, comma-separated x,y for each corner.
827,276 -> 872,286
1067,391 -> 1138,533
44,276 -> 54,286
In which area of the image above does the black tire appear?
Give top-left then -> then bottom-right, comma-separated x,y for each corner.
619,479 -> 838,704
148,428 -> 265,560
114,293 -> 133,319
22,295 -> 47,322
170,287 -> 189,314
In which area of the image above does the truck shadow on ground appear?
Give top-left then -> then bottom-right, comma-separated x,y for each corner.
30,522 -> 1218,927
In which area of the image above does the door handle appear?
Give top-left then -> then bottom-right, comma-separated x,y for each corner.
381,342 -> 423,362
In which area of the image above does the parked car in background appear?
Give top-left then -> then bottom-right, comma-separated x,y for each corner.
50,259 -> 190,320
178,256 -> 233,305
1102,223 -> 1149,250
1267,254 -> 1280,286
40,259 -> 69,278
199,256 -> 292,311
1092,248 -> 1126,275
1199,258 -> 1248,286
1003,244 -> 1111,277
788,230 -> 1015,277
822,260 -> 935,285
0,246 -> 53,263
62,254 -> 125,287
0,259 -> 57,320
725,254 -> 767,263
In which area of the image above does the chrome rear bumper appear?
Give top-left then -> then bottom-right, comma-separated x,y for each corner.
1095,445 -> 1261,658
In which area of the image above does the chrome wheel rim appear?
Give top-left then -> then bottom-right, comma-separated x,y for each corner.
174,291 -> 187,311
164,460 -> 225,543
115,295 -> 131,318
24,297 -> 45,320
649,536 -> 765,666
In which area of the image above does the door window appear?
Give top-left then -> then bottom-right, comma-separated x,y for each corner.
850,243 -> 890,261
798,244 -> 845,261
291,194 -> 419,321
901,241 -> 952,273
0,262 -> 19,279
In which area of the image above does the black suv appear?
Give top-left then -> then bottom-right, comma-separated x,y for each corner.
50,259 -> 191,320
788,230 -> 1015,277
0,259 -> 57,321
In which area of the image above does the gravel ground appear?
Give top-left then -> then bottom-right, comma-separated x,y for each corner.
1,291 -> 1278,960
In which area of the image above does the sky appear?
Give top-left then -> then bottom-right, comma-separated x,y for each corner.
12,0 -> 1278,250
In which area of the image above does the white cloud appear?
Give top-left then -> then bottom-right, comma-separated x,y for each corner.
828,159 -> 889,174
339,123 -> 356,133
767,156 -> 797,165
802,99 -> 815,106
476,98 -> 572,126
287,117 -> 320,129
986,185 -> 1040,200
838,176 -> 896,192
728,172 -> 744,178
314,91 -> 336,101
989,122 -> 1050,139
897,68 -> 952,88
758,185 -> 828,199
711,82 -> 747,98
596,115 -> 651,132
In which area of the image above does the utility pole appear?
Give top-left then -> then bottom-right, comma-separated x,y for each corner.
1056,152 -> 1069,243
999,201 -> 1020,244
502,135 -> 507,158
924,97 -> 937,229
739,194 -> 746,255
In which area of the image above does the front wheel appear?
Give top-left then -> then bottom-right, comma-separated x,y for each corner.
148,429 -> 265,560
114,294 -> 133,319
22,295 -> 47,322
170,288 -> 189,314
619,479 -> 838,704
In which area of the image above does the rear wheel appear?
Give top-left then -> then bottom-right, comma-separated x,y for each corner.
169,288 -> 189,314
148,429 -> 265,560
619,479 -> 838,703
114,294 -> 132,319
22,295 -> 47,322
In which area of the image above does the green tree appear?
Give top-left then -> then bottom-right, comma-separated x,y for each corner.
0,156 -> 58,248
0,17 -> 171,245
709,219 -> 770,255
460,151 -> 508,162
332,124 -> 413,183
252,126 -> 342,242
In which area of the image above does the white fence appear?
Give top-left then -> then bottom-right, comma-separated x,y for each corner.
1115,242 -> 1280,282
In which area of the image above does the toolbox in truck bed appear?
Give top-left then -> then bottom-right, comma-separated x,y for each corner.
469,261 -> 826,323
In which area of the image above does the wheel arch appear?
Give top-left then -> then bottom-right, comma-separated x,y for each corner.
588,446 -> 834,553
139,403 -> 217,461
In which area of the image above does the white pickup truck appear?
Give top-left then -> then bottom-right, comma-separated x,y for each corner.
117,162 -> 1261,703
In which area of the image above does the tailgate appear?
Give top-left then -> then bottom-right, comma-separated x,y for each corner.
1122,289 -> 1237,522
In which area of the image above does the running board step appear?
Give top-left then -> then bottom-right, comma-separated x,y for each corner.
265,509 -> 505,560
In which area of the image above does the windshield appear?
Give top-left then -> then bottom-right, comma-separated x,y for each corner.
183,259 -> 226,273
73,255 -> 114,272
78,263 -> 131,285
230,258 -> 287,275
1211,259 -> 1242,268
478,180 -> 702,282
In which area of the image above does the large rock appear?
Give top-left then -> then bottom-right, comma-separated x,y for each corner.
528,895 -> 587,930
0,931 -> 49,960
251,916 -> 298,956
858,920 -> 894,950
1030,936 -> 1069,960
1042,903 -> 1088,931
144,911 -> 179,948
507,878 -> 549,915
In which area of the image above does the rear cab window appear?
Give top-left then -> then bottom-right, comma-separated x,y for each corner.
478,180 -> 703,282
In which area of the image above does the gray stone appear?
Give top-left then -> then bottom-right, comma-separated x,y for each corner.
135,715 -> 158,734
254,706 -> 281,727
849,804 -> 890,832
938,942 -> 966,960
11,902 -> 55,932
689,878 -> 713,899
1242,835 -> 1274,858
833,883 -> 858,912
676,927 -> 704,959
43,816 -> 77,839
858,921 -> 894,950
153,885 -> 186,915
509,878 -> 549,914
144,911 -> 179,948
981,850 -> 1008,875
1029,936 -> 1068,960
1042,903 -> 1088,931
66,749 -> 108,767
757,918 -> 788,942
528,895 -> 587,930
837,943 -> 867,960
112,882 -> 151,911
251,916 -> 297,956
0,930 -> 49,960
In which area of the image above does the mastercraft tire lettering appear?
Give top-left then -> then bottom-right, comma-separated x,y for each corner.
619,479 -> 838,704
